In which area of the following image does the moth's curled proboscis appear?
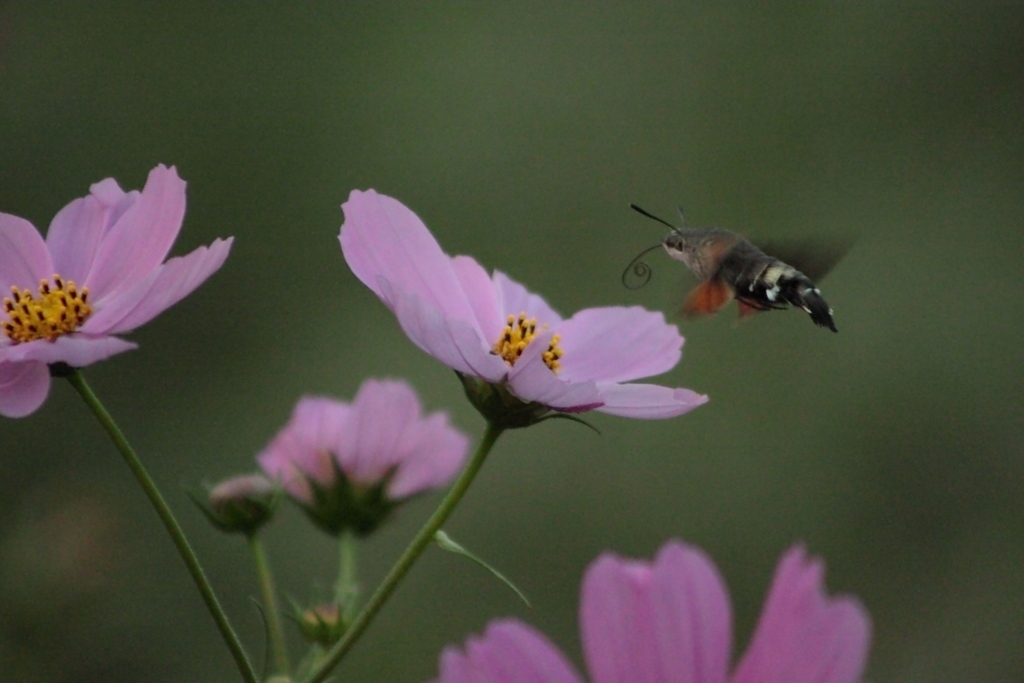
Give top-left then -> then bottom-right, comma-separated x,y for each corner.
621,243 -> 662,290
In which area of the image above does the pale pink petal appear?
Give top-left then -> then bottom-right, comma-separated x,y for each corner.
289,397 -> 351,486
87,178 -> 134,225
0,361 -> 50,418
557,307 -> 682,384
451,255 -> 504,343
437,619 -> 583,683
387,412 -> 468,498
86,237 -> 233,334
506,330 -> 603,411
0,335 -> 137,366
85,165 -> 187,303
492,270 -> 564,329
593,383 -> 708,420
77,266 -> 159,334
384,280 -> 507,381
342,379 -> 423,483
256,396 -> 353,498
257,430 -> 316,504
732,546 -> 871,683
581,542 -> 731,683
0,213 -> 53,292
340,190 -> 481,328
45,194 -> 111,284
338,379 -> 467,496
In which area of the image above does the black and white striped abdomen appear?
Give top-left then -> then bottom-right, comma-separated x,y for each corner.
737,258 -> 838,332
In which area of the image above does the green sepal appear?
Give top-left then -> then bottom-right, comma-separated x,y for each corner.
189,479 -> 279,536
537,412 -> 601,434
290,600 -> 347,648
299,461 -> 399,537
457,372 -> 553,430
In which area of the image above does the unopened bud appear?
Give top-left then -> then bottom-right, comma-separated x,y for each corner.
298,603 -> 345,646
198,474 -> 278,535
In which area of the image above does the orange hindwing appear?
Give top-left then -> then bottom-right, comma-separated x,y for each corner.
682,278 -> 735,318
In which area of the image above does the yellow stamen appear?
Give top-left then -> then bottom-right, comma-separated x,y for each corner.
492,312 -> 564,373
542,334 -> 563,372
2,275 -> 92,343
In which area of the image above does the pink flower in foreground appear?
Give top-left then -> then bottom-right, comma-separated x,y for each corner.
436,541 -> 871,683
340,190 -> 707,425
257,378 -> 469,535
0,164 -> 232,418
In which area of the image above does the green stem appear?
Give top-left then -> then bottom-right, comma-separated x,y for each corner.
65,369 -> 257,683
302,421 -> 505,683
334,531 -> 359,620
249,533 -> 291,676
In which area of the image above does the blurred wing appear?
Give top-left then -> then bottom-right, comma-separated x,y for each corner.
756,237 -> 853,282
681,278 -> 734,318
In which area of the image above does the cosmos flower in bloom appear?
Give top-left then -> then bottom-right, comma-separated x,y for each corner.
257,378 -> 469,536
340,190 -> 706,423
0,164 -> 232,418
435,541 -> 871,683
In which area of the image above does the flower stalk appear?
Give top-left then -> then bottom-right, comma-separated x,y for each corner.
335,531 -> 359,621
249,533 -> 291,676
64,367 -> 257,683
302,421 -> 505,683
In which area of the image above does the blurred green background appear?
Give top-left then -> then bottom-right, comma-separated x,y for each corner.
1,3 -> 1021,682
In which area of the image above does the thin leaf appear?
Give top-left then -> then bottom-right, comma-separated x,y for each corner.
434,530 -> 531,607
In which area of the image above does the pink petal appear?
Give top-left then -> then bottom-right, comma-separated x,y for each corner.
340,190 -> 482,329
45,194 -> 113,285
506,329 -> 603,412
556,307 -> 683,384
77,265 -> 159,334
437,619 -> 583,683
337,379 -> 468,496
581,542 -> 731,683
0,361 -> 50,418
289,397 -> 352,486
256,397 -> 353,500
341,379 -> 424,483
492,270 -> 564,329
88,177 -> 133,220
451,255 -> 504,343
85,165 -> 187,304
257,429 -> 317,504
732,546 -> 871,683
86,237 -> 232,334
383,279 -> 507,381
0,335 -> 137,366
0,213 -> 53,293
593,383 -> 708,420
387,412 -> 468,498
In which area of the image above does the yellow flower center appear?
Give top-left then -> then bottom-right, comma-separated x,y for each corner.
493,312 -> 564,372
2,275 -> 92,343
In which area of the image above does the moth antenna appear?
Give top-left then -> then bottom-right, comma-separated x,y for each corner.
629,203 -> 678,231
621,242 -> 664,290
676,206 -> 688,227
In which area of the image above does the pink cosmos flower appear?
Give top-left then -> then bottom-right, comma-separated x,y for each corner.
339,190 -> 707,422
0,164 -> 232,418
436,541 -> 871,683
257,378 -> 469,535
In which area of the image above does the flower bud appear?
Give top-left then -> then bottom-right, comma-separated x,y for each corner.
198,474 -> 278,535
298,603 -> 345,647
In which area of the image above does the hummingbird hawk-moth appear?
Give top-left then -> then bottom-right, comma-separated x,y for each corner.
623,204 -> 846,332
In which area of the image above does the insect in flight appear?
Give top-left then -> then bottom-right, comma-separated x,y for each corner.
622,204 -> 846,332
